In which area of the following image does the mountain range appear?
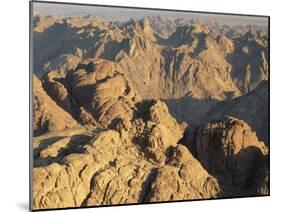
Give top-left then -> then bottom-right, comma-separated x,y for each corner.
32,15 -> 269,210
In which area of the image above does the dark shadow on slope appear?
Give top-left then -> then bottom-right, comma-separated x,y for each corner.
33,133 -> 93,168
225,32 -> 268,94
101,38 -> 130,61
133,99 -> 155,121
34,22 -> 86,77
164,95 -> 219,125
138,168 -> 158,203
33,136 -> 64,159
160,48 -> 186,81
163,80 -> 268,145
217,146 -> 269,197
180,125 -> 268,197
189,33 -> 207,58
34,22 -> 129,77
41,74 -> 81,120
204,80 -> 269,145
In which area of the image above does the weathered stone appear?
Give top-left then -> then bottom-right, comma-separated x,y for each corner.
182,116 -> 268,196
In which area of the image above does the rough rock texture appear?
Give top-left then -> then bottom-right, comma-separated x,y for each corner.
33,75 -> 79,136
230,30 -> 269,94
32,15 -> 269,210
33,16 -> 126,77
205,80 -> 269,144
32,92 -> 221,209
32,74 -> 268,210
33,16 -> 269,140
148,144 -> 220,201
34,16 -> 268,100
149,100 -> 187,137
33,17 -> 269,132
33,129 -> 124,209
42,70 -> 78,117
130,100 -> 187,164
182,116 -> 268,196
147,100 -> 187,151
118,21 -> 242,100
66,58 -> 140,129
83,152 -> 154,205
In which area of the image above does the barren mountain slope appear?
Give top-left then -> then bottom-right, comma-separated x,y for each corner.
33,81 -> 221,209
181,116 -> 268,196
166,80 -> 268,144
205,80 -> 269,144
32,15 -> 269,210
33,16 -> 268,100
33,75 -> 79,136
33,59 -> 268,209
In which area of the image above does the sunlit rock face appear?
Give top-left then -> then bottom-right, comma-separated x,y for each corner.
32,14 -> 269,210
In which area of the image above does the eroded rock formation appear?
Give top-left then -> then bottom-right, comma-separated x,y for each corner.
33,75 -> 79,136
182,116 -> 268,196
32,15 -> 269,210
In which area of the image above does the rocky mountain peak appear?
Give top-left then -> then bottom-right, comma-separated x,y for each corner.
129,18 -> 156,41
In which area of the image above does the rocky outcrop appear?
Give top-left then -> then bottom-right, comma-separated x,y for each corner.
32,76 -> 268,210
182,116 -> 268,196
33,130 -> 126,209
66,58 -> 140,129
43,48 -> 83,77
150,100 -> 187,139
42,70 -> 78,116
32,87 -> 222,210
148,144 -> 220,201
145,100 -> 187,158
118,22 -> 242,100
205,80 -> 269,144
33,75 -> 79,136
33,17 -> 126,77
32,115 -> 218,209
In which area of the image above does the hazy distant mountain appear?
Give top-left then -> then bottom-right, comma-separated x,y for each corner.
33,2 -> 268,26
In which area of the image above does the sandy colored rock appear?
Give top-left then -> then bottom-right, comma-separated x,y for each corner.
32,98 -> 217,210
182,116 -> 268,196
32,15 -> 269,210
149,100 -> 187,139
66,58 -> 140,129
33,75 -> 79,136
42,70 -> 77,116
34,16 -> 268,100
148,144 -> 220,201
127,100 -> 188,163
33,15 -> 268,135
33,130 -> 126,209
